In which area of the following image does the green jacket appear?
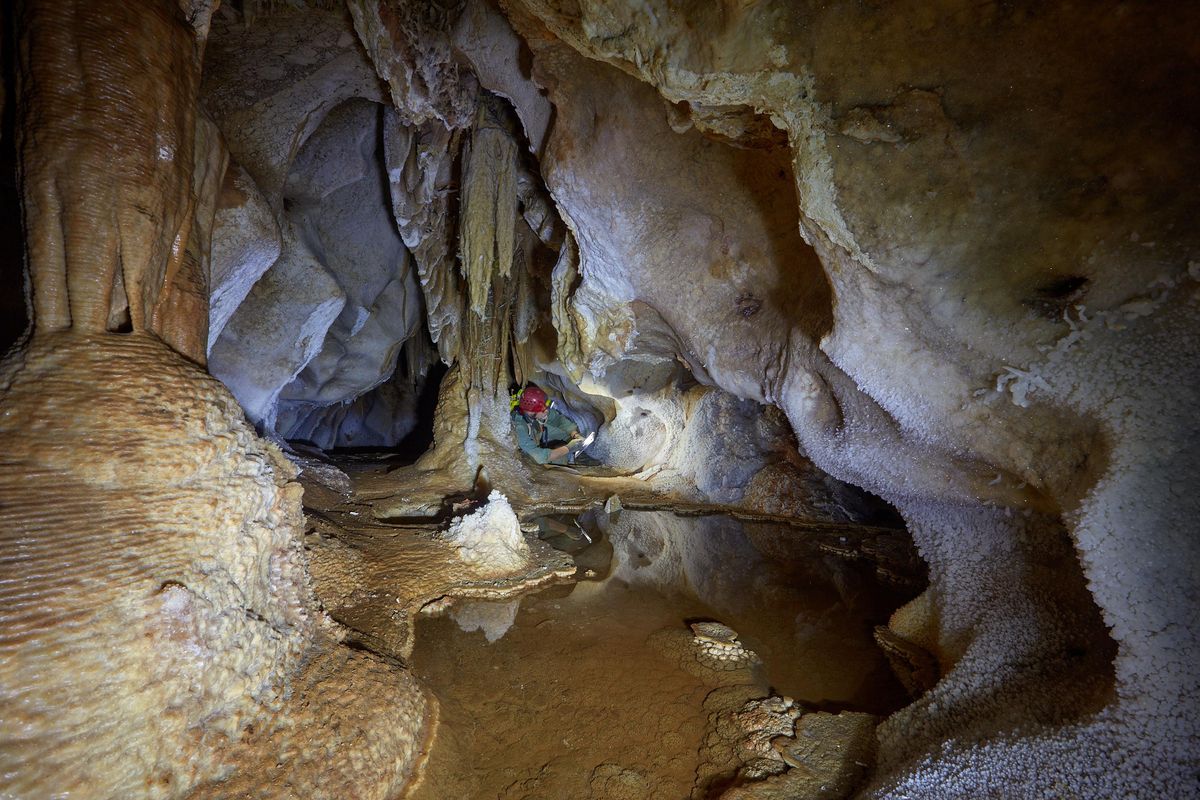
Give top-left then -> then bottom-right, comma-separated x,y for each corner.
512,407 -> 578,464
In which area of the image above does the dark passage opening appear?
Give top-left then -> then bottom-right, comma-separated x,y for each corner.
309,356 -> 448,468
0,19 -> 27,356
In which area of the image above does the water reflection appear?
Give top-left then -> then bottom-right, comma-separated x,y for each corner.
411,508 -> 920,800
474,508 -> 915,710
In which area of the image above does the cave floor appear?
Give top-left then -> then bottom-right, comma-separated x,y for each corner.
409,580 -> 720,800
407,531 -> 906,800
295,457 -> 919,799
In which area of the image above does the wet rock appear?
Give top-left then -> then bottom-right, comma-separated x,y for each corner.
650,621 -> 765,688
690,622 -> 765,674
722,711 -> 877,800
874,626 -> 940,699
692,679 -> 875,800
306,491 -> 574,660
587,763 -> 656,800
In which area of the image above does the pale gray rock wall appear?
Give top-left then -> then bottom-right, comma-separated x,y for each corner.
210,97 -> 426,447
274,99 -> 424,438
208,161 -> 281,351
207,217 -> 346,429
502,2 -> 1200,796
203,9 -> 435,449
201,5 -> 386,209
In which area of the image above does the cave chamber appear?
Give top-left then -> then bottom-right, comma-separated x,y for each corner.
0,1 -> 1196,799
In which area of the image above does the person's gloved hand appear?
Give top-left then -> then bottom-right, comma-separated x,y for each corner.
568,432 -> 595,464
566,432 -> 595,464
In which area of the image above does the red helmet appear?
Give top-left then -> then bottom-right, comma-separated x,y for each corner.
518,385 -> 549,414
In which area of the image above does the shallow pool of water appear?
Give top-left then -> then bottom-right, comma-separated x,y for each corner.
408,509 -> 916,800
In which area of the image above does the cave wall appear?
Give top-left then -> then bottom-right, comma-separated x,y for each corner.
0,2 -> 432,796
496,1 -> 1200,796
209,95 -> 428,447
199,5 -> 448,449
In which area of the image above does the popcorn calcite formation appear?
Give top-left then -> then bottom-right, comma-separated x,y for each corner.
0,334 -> 433,798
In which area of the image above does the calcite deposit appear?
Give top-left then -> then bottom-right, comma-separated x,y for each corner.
440,490 -> 530,575
0,334 -> 433,798
2,0 -> 1196,798
650,622 -> 765,685
1,3 -> 433,796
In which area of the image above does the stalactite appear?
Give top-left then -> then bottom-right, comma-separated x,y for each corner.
383,114 -> 465,363
510,224 -> 540,347
403,322 -> 439,382
459,100 -> 518,319
447,97 -> 524,470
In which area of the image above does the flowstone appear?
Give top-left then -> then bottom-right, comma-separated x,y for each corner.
690,622 -> 767,675
0,334 -> 433,799
651,618 -> 877,800
720,710 -> 877,800
650,622 -> 765,688
303,486 -> 574,661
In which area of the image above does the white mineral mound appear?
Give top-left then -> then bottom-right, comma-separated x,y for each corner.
442,490 -> 528,576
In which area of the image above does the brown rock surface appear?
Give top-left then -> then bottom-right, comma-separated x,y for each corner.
0,334 -> 432,798
15,0 -> 206,335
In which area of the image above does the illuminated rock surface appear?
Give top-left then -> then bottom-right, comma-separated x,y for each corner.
1,0 -> 1196,798
0,334 -> 432,798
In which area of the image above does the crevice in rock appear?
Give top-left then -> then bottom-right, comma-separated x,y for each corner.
0,18 -> 25,355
